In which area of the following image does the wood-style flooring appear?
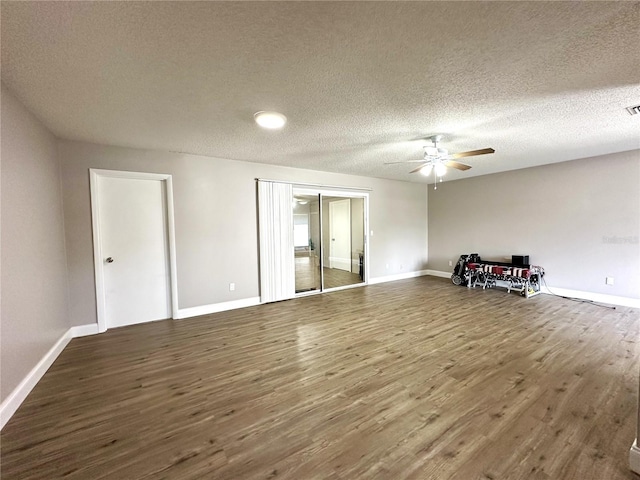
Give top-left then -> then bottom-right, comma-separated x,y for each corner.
322,266 -> 362,289
2,276 -> 639,479
295,255 -> 320,292
295,255 -> 362,293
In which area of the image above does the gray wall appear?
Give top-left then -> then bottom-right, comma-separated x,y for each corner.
58,140 -> 428,327
427,150 -> 640,299
1,84 -> 70,403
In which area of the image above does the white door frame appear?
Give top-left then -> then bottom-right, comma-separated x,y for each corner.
90,169 -> 179,333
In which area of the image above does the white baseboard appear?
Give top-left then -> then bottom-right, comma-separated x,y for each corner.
369,269 -> 429,285
324,281 -> 366,293
175,296 -> 262,319
540,286 -> 640,309
424,271 -> 640,308
329,257 -> 351,272
0,329 -> 72,430
70,323 -> 100,337
425,269 -> 452,279
0,323 -> 103,431
630,439 -> 640,474
351,259 -> 360,274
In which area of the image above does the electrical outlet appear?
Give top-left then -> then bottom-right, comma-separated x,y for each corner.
605,277 -> 614,286
385,263 -> 389,269
229,282 -> 235,291
449,260 -> 453,267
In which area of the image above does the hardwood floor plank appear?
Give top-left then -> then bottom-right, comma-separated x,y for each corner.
1,277 -> 638,479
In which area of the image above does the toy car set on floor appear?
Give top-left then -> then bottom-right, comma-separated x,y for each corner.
451,253 -> 544,298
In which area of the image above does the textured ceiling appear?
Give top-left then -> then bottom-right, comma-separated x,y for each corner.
1,1 -> 639,183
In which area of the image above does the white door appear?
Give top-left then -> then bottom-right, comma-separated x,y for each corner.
95,175 -> 171,328
329,199 -> 351,271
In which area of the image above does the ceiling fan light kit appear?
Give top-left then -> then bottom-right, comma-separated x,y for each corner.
420,164 -> 433,176
386,135 -> 495,190
425,146 -> 438,156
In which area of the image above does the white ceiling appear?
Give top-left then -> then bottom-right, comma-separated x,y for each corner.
2,1 -> 639,183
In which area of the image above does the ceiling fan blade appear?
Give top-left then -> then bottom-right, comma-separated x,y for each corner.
409,163 -> 428,174
449,148 -> 495,159
444,160 -> 472,171
384,159 -> 429,165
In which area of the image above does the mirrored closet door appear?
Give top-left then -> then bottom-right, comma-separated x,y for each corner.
293,194 -> 321,293
294,189 -> 367,294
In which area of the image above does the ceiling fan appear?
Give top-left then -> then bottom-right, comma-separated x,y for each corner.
386,135 -> 495,188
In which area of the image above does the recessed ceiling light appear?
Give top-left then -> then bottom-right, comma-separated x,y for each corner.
254,111 -> 287,129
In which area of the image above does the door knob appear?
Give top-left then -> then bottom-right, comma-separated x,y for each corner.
106,257 -> 114,263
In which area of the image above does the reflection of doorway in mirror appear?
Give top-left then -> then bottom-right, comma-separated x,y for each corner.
322,195 -> 364,289
329,199 -> 351,272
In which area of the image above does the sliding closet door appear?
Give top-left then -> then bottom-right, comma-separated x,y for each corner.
294,195 -> 321,293
261,183 -> 368,299
257,181 -> 295,303
322,196 -> 365,289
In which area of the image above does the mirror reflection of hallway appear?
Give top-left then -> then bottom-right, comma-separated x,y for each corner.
323,196 -> 364,289
329,199 -> 350,271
